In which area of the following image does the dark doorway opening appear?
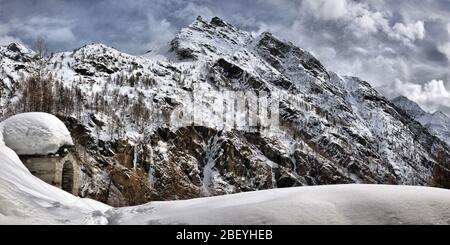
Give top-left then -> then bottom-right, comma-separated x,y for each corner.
62,161 -> 74,193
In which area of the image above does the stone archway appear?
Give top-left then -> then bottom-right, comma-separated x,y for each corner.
61,160 -> 74,193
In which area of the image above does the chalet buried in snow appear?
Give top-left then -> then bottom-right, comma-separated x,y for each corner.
19,146 -> 81,195
1,113 -> 80,194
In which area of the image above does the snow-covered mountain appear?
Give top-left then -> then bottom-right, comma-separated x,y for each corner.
0,43 -> 35,111
1,16 -> 449,206
393,96 -> 450,147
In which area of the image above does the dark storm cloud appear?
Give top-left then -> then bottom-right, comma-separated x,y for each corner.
1,0 -> 450,114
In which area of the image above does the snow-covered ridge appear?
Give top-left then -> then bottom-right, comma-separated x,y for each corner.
109,184 -> 450,225
392,96 -> 426,118
167,16 -> 254,61
0,42 -> 35,61
0,43 -> 36,112
393,96 -> 450,147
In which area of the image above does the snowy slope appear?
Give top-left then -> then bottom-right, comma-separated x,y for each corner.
0,144 -> 109,224
392,96 -> 427,118
108,185 -> 450,225
393,96 -> 450,147
0,43 -> 36,113
419,112 -> 450,147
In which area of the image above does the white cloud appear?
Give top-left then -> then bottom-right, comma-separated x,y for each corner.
302,0 -> 348,21
315,46 -> 337,63
391,79 -> 450,113
24,17 -> 76,43
144,16 -> 176,50
438,42 -> 450,62
0,23 -> 22,45
390,21 -> 426,44
347,10 -> 390,38
0,17 -> 76,45
173,2 -> 214,21
301,0 -> 425,45
437,23 -> 450,62
0,35 -> 22,46
355,14 -> 378,33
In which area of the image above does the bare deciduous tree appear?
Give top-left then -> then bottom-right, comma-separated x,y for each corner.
34,36 -> 48,59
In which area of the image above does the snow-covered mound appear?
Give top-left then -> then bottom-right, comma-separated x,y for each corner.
108,185 -> 450,225
0,113 -> 74,155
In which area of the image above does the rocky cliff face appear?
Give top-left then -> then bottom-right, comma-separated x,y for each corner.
0,43 -> 35,114
1,17 -> 449,206
393,96 -> 450,147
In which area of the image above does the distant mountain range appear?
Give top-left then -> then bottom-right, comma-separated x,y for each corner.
393,96 -> 450,147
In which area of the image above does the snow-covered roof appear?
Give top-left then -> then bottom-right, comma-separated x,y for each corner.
0,112 -> 74,155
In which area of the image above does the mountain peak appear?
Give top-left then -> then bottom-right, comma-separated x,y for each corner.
7,42 -> 25,52
169,16 -> 252,60
190,15 -> 208,29
392,96 -> 426,118
73,43 -> 124,56
392,96 -> 450,147
210,16 -> 227,27
259,31 -> 273,38
80,43 -> 114,50
196,15 -> 204,22
431,111 -> 450,122
189,15 -> 237,32
255,30 -> 329,80
0,42 -> 35,62
2,42 -> 34,55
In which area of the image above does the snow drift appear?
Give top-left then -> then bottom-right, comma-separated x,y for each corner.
0,144 -> 109,224
1,112 -> 74,155
108,185 -> 450,225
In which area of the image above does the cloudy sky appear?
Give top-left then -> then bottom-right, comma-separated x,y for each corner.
1,0 -> 450,115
